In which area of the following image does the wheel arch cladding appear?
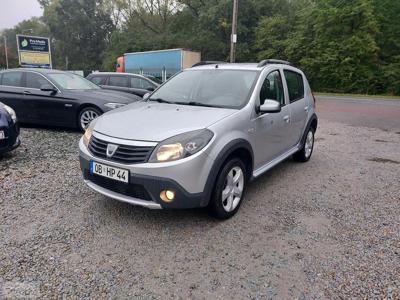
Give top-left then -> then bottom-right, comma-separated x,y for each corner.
301,113 -> 318,146
201,139 -> 254,207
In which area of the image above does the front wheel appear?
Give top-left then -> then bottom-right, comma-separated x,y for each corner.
78,107 -> 101,132
293,128 -> 315,162
209,158 -> 247,219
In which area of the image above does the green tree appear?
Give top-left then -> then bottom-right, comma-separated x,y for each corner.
41,0 -> 114,70
372,0 -> 400,95
256,0 -> 381,94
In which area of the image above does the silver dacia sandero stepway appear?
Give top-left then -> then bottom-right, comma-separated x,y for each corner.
79,60 -> 318,219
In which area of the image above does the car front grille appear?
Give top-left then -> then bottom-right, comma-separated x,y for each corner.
84,171 -> 152,201
88,136 -> 155,164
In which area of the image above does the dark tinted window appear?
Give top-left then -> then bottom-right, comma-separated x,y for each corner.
260,70 -> 285,106
1,72 -> 23,87
108,76 -> 128,87
25,72 -> 50,89
284,70 -> 304,102
90,76 -> 104,85
131,77 -> 155,89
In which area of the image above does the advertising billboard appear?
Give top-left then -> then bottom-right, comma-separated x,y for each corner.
16,35 -> 52,68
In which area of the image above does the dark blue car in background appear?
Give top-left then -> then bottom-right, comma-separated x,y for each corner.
0,101 -> 20,154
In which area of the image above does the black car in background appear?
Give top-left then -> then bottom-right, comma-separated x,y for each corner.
86,72 -> 160,97
0,101 -> 20,154
0,69 -> 142,131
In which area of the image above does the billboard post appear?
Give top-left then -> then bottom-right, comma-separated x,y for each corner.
4,36 -> 8,69
16,34 -> 52,69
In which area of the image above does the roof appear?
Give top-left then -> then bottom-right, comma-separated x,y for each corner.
190,62 -> 301,72
0,68 -> 66,74
90,72 -> 146,77
124,48 -> 201,55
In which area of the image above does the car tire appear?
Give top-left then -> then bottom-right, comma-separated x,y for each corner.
209,158 -> 247,219
293,127 -> 315,162
78,107 -> 102,132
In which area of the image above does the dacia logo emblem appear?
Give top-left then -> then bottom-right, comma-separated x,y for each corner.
106,144 -> 118,158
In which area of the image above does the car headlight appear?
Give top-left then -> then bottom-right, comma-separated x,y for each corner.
82,118 -> 98,147
104,103 -> 126,109
3,105 -> 17,123
149,129 -> 214,163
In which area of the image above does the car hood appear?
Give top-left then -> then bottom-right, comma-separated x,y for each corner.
64,89 -> 139,103
93,101 -> 237,142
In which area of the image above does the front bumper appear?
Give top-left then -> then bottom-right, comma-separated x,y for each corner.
0,122 -> 20,154
79,137 -> 215,209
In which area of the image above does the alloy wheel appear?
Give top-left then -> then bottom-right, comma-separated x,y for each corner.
304,130 -> 314,158
221,166 -> 244,212
80,109 -> 99,130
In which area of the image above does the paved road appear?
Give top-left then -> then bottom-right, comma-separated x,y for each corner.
316,96 -> 400,131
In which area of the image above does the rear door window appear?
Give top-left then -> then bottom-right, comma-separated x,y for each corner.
1,72 -> 23,87
25,72 -> 51,89
108,76 -> 128,87
89,76 -> 104,85
283,70 -> 304,103
131,77 -> 155,89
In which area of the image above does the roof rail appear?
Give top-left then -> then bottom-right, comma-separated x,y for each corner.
192,61 -> 226,67
257,59 -> 292,68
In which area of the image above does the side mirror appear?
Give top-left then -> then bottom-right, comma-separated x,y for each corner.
146,87 -> 155,92
143,92 -> 151,100
40,84 -> 57,93
259,100 -> 281,113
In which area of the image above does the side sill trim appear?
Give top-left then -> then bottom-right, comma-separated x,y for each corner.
84,180 -> 162,209
252,145 -> 300,178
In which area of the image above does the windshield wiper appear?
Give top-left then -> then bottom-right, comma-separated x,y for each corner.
149,97 -> 173,104
175,101 -> 224,108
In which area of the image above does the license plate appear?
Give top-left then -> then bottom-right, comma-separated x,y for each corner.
90,161 -> 129,183
0,131 -> 4,140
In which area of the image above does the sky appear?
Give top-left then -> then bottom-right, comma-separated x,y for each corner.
0,0 -> 43,30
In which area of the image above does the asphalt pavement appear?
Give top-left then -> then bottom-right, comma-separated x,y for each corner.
316,96 -> 400,131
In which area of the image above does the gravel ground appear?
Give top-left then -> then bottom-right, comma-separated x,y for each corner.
0,120 -> 399,299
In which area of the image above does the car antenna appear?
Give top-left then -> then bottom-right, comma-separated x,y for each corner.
215,64 -> 219,69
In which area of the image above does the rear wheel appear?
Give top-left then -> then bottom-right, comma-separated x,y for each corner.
78,107 -> 101,132
293,127 -> 315,162
209,158 -> 247,219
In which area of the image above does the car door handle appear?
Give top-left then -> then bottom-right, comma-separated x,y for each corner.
283,115 -> 290,123
23,91 -> 32,95
304,106 -> 309,112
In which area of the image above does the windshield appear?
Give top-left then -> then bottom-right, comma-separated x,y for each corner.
149,69 -> 258,109
47,73 -> 100,90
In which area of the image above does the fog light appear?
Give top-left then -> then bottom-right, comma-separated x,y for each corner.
160,190 -> 175,202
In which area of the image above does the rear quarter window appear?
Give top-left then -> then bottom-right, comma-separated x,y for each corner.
89,76 -> 104,85
284,70 -> 304,103
108,76 -> 128,87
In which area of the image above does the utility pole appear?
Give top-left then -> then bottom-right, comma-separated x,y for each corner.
4,36 -> 9,69
230,0 -> 238,63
